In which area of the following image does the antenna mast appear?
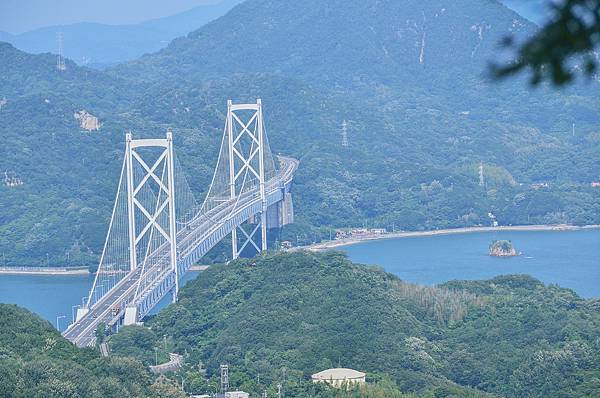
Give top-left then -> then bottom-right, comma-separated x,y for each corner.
220,365 -> 229,394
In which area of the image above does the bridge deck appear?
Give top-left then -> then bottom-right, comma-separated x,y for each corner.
63,157 -> 298,347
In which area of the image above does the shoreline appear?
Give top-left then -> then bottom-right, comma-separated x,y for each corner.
2,224 -> 598,274
303,224 -> 600,251
0,264 -> 211,276
0,266 -> 90,276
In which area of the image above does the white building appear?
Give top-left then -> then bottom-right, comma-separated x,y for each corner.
311,368 -> 366,388
225,391 -> 250,398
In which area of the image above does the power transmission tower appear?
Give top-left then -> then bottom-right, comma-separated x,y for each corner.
341,120 -> 349,147
220,365 -> 229,394
56,32 -> 66,71
479,161 -> 485,187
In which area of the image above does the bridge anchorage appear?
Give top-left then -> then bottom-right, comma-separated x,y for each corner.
63,99 -> 298,347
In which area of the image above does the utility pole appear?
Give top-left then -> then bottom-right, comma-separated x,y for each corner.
56,315 -> 66,331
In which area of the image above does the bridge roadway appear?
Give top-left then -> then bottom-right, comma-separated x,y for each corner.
63,157 -> 298,347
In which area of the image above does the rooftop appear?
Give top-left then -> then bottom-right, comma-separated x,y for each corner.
311,368 -> 366,380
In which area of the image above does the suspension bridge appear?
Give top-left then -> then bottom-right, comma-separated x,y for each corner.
63,100 -> 298,347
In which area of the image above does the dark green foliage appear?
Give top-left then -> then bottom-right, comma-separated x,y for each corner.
111,252 -> 600,397
488,240 -> 515,255
0,304 -> 185,397
95,323 -> 107,346
108,326 -> 159,366
494,0 -> 600,85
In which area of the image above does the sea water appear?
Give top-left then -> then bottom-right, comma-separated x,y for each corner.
0,229 -> 598,329
343,229 -> 599,298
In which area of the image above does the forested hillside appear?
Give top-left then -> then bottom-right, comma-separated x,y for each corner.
1,0 -> 599,267
109,251 -> 600,397
0,43 -> 222,266
0,304 -> 185,397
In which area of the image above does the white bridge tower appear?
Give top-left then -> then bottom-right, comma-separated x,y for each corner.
123,132 -> 179,324
226,100 -> 269,260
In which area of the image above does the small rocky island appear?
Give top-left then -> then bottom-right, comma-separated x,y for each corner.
489,240 -> 519,257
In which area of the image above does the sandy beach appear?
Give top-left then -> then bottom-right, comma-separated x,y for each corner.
303,224 -> 600,251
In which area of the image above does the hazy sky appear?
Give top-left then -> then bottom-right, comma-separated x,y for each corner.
0,0 -> 220,34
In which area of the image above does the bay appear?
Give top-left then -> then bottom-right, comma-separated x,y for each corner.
343,229 -> 600,298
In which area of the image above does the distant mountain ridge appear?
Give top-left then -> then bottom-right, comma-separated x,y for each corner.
0,0 -> 244,68
500,0 -> 553,25
115,0 -> 535,84
0,31 -> 12,41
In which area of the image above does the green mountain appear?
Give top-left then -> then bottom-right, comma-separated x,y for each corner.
1,0 -> 600,267
0,304 -> 185,398
111,0 -> 600,232
109,251 -> 600,397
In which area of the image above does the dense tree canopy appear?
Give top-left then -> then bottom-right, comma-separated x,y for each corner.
0,304 -> 186,398
109,251 -> 600,397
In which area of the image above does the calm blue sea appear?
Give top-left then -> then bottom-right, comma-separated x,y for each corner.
343,229 -> 599,298
0,229 -> 598,329
0,270 -> 199,331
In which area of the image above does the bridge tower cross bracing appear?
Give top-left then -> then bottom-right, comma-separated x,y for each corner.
127,132 -> 178,322
226,99 -> 269,259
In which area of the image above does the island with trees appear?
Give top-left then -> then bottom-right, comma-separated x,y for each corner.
489,240 -> 519,257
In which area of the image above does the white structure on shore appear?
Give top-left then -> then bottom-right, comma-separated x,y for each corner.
311,368 -> 366,388
225,392 -> 249,398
